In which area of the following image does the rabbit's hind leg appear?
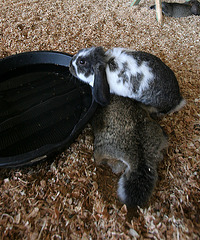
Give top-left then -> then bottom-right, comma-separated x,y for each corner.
94,151 -> 126,174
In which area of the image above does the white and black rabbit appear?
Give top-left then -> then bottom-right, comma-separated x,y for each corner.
91,95 -> 168,207
69,47 -> 186,115
150,0 -> 200,17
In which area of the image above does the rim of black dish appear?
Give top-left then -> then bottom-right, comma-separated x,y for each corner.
0,51 -> 97,167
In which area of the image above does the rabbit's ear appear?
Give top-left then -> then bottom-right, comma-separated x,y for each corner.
93,64 -> 110,106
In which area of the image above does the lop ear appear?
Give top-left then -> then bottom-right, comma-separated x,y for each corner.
92,64 -> 110,106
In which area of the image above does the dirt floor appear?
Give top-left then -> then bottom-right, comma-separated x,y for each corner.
0,0 -> 199,239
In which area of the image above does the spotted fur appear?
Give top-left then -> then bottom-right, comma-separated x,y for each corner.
69,47 -> 186,115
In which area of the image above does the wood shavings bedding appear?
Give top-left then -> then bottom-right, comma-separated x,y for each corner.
0,0 -> 199,239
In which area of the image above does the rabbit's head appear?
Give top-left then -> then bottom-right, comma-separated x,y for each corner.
69,47 -> 110,106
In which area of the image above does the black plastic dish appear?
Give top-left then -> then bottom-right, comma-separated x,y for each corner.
0,51 -> 97,168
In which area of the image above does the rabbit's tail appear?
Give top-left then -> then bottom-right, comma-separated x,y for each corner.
117,162 -> 157,207
168,97 -> 186,114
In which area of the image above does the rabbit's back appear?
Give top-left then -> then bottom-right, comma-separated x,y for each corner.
105,49 -> 183,114
91,96 -> 141,164
91,95 -> 167,167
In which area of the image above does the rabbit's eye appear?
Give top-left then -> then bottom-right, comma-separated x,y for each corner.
78,59 -> 86,65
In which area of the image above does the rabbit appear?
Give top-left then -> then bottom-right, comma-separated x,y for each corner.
150,0 -> 200,17
69,46 -> 186,116
90,95 -> 168,207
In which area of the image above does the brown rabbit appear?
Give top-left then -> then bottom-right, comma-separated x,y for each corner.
91,95 -> 168,207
